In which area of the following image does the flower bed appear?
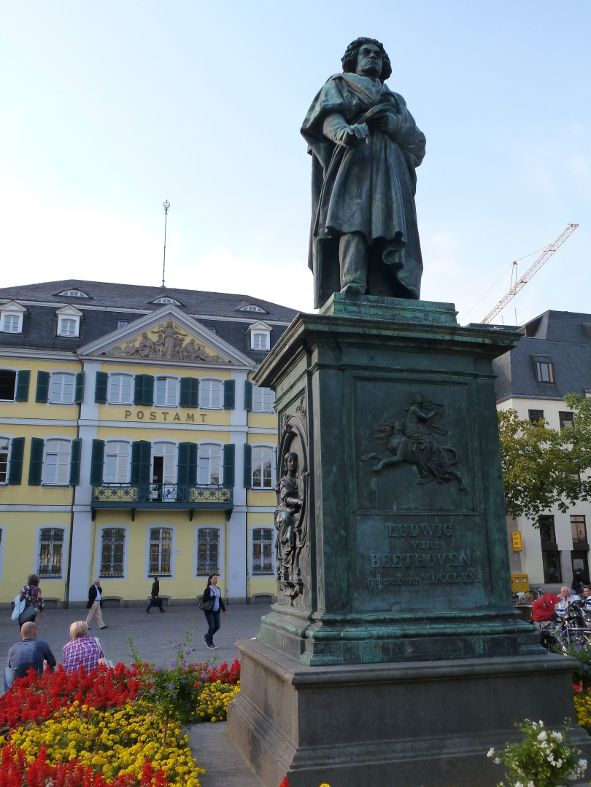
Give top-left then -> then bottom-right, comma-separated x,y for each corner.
0,655 -> 241,786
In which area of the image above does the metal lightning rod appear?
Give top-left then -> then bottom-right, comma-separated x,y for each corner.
161,200 -> 170,288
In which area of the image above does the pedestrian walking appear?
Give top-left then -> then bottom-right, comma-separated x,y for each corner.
146,576 -> 165,613
86,579 -> 107,630
201,574 -> 226,649
17,574 -> 44,627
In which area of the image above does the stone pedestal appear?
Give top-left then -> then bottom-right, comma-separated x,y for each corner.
228,297 -> 590,785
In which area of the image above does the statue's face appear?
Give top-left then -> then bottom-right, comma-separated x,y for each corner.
356,42 -> 383,78
286,454 -> 297,473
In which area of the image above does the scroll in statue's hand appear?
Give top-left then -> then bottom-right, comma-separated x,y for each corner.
372,112 -> 402,137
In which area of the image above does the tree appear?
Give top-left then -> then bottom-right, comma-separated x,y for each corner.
497,407 -> 584,523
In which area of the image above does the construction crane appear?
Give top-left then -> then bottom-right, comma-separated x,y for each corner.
480,223 -> 579,324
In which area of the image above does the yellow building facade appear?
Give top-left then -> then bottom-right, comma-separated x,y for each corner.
0,281 -> 296,605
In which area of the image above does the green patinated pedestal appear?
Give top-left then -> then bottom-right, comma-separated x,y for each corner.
228,297 -> 587,786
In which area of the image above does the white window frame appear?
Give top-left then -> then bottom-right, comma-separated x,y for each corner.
0,369 -> 17,401
152,296 -> 181,305
155,376 -> 180,407
195,526 -> 221,576
103,441 -> 132,483
57,315 -> 80,337
238,304 -> 266,313
42,439 -> 72,485
0,436 -> 10,484
252,527 -> 274,575
108,373 -> 133,404
148,527 -> 174,577
251,331 -> 270,351
199,379 -> 223,410
37,527 -> 65,578
58,289 -> 88,298
99,526 -> 127,578
251,445 -> 275,489
197,443 -> 223,485
49,372 -> 76,404
1,312 -> 22,333
252,386 -> 275,413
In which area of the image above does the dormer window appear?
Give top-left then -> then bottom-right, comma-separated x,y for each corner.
0,301 -> 26,334
56,305 -> 83,338
152,296 -> 181,306
238,304 -> 267,314
248,321 -> 272,351
58,289 -> 89,298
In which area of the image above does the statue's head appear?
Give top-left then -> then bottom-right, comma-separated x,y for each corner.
284,451 -> 298,473
342,37 -> 392,82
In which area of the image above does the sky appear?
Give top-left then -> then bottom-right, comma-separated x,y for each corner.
1,1 -> 589,325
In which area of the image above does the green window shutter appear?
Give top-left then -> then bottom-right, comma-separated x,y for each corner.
244,381 -> 253,411
243,443 -> 252,489
95,372 -> 108,403
134,375 -> 154,406
69,439 -> 81,485
90,440 -> 105,485
223,380 -> 235,410
75,373 -> 85,404
28,437 -> 44,485
35,371 -> 50,403
8,437 -> 25,484
180,378 -> 199,408
223,444 -> 235,488
15,371 -> 30,402
132,441 -> 151,485
177,442 -> 197,486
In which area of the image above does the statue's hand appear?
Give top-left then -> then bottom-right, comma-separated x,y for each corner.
373,112 -> 401,138
338,123 -> 369,147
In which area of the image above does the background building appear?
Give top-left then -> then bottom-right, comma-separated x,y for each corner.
0,280 -> 296,606
494,310 -> 591,588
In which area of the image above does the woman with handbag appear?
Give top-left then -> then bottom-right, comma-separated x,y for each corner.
18,575 -> 44,627
201,574 -> 226,650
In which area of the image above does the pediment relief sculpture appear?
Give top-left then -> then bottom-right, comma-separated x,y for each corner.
109,320 -> 228,364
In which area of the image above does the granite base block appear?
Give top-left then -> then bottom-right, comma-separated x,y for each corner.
228,638 -> 591,787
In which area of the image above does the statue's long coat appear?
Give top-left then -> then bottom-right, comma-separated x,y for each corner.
301,73 -> 426,307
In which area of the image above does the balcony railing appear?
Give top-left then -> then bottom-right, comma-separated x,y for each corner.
91,483 -> 233,515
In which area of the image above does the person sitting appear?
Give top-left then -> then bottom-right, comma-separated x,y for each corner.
6,621 -> 56,690
555,586 -> 571,617
62,620 -> 104,674
582,585 -> 591,610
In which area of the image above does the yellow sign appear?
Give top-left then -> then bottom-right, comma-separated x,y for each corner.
512,573 -> 528,592
511,531 -> 523,552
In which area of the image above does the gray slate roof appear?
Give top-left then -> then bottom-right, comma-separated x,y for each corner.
0,280 -> 299,360
494,310 -> 591,402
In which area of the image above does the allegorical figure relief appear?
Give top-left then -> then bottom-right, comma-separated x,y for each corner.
302,37 -> 426,307
363,395 -> 466,491
275,452 -> 305,587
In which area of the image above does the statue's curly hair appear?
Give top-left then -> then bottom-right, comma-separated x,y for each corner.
341,37 -> 392,81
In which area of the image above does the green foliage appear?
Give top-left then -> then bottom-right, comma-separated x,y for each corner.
487,718 -> 587,787
497,408 -> 583,522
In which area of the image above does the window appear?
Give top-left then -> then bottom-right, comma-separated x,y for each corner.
197,528 -> 220,575
43,439 -> 72,485
0,437 -> 9,483
0,370 -> 16,400
198,444 -> 222,485
100,528 -> 125,577
58,289 -> 88,298
559,411 -> 574,430
542,552 -> 562,584
108,373 -> 133,404
199,379 -> 223,409
104,442 -> 131,483
38,528 -> 64,578
57,316 -> 80,337
251,331 -> 270,351
252,446 -> 274,488
528,409 -> 544,424
539,515 -> 557,546
252,386 -> 275,413
571,515 -> 587,545
238,304 -> 266,313
152,296 -> 181,305
49,373 -> 76,404
116,320 -> 129,330
535,360 -> 555,383
149,528 -> 172,575
1,313 -> 22,333
155,376 -> 179,407
252,528 -> 273,574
